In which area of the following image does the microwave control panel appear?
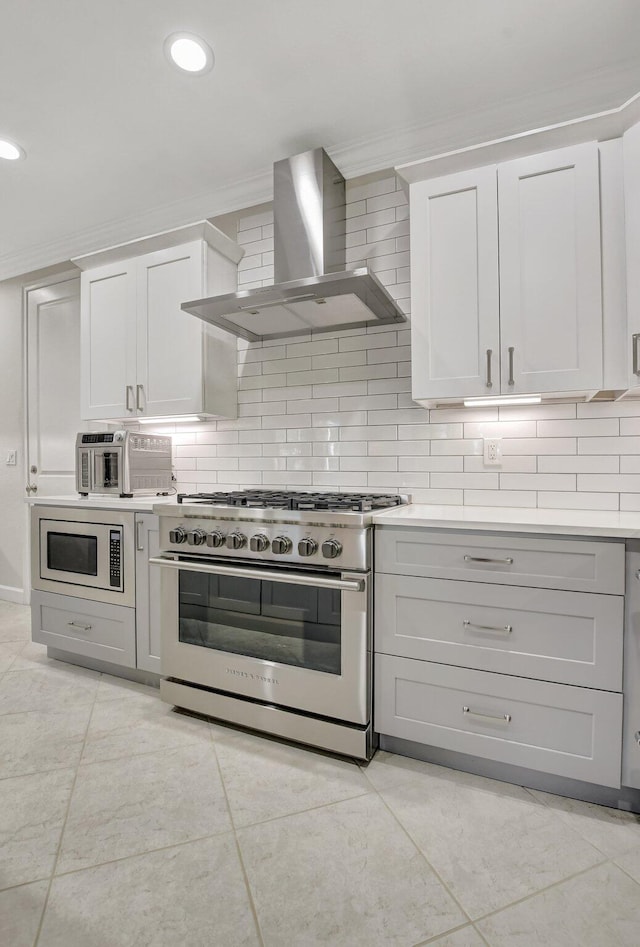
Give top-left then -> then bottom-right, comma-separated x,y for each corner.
109,529 -> 122,588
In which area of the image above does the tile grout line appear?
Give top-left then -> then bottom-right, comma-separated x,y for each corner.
32,673 -> 103,947
412,919 -> 492,947
209,731 -> 266,947
357,762 -> 475,931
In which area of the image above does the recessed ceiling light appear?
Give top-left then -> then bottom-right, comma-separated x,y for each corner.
164,32 -> 214,75
0,138 -> 25,161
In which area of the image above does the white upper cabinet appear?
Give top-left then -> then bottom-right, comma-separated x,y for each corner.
409,142 -> 606,405
624,120 -> 640,391
410,166 -> 500,401
498,144 -> 603,395
75,222 -> 243,421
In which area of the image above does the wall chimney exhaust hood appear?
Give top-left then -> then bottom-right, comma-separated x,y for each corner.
181,148 -> 407,342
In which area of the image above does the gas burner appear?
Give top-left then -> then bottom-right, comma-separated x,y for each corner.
176,489 -> 406,513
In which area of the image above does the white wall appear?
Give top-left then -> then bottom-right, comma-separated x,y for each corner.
0,277 -> 27,600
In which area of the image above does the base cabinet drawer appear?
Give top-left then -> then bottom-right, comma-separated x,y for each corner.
375,654 -> 622,788
31,590 -> 136,668
375,574 -> 623,689
376,528 -> 625,594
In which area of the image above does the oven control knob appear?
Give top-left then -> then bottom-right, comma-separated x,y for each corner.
298,538 -> 317,557
206,530 -> 225,548
187,529 -> 207,546
272,536 -> 292,555
321,539 -> 342,559
250,534 -> 270,553
169,527 -> 187,544
226,531 -> 246,550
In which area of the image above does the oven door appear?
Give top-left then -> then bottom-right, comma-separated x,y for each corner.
153,556 -> 371,725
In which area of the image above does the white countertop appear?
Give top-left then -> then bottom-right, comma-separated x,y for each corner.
373,504 -> 640,539
26,495 -> 179,513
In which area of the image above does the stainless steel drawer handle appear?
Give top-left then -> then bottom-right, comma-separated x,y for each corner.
633,334 -> 640,377
67,621 -> 92,632
635,730 -> 640,747
463,706 -> 512,724
464,555 -> 513,565
463,620 -> 513,635
126,385 -> 134,412
136,384 -> 144,412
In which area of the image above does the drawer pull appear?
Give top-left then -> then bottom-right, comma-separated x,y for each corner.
463,619 -> 513,635
463,705 -> 512,724
635,731 -> 640,747
67,621 -> 92,632
464,555 -> 514,565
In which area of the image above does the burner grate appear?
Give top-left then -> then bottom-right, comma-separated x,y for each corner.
176,490 -> 406,513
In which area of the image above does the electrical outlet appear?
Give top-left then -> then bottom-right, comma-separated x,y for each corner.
483,438 -> 502,466
5,449 -> 17,466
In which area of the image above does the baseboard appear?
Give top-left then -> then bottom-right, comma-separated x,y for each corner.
0,585 -> 27,604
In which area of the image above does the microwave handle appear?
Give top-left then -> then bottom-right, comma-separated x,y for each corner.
149,556 -> 365,592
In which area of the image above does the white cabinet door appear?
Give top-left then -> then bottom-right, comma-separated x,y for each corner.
498,143 -> 603,394
80,261 -> 137,419
136,242 -> 205,418
410,166 -> 500,402
135,513 -> 161,674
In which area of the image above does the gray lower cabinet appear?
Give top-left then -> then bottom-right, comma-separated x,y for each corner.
31,511 -> 161,676
31,590 -> 136,667
135,512 -> 161,674
375,526 -> 626,789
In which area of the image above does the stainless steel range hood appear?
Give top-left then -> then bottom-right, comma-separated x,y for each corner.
181,148 -> 407,342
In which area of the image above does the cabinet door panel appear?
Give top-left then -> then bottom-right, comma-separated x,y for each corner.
136,242 -> 205,417
80,262 -> 137,420
410,166 -> 500,402
498,143 -> 602,394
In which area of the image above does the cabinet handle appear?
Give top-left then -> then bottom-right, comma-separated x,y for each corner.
633,334 -> 640,377
464,555 -> 513,565
126,385 -> 134,412
463,619 -> 513,635
635,730 -> 640,747
507,346 -> 515,386
136,384 -> 144,412
463,705 -> 512,724
136,520 -> 144,552
486,349 -> 493,388
67,621 -> 92,632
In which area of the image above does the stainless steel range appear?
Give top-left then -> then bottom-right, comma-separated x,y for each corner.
152,490 -> 408,760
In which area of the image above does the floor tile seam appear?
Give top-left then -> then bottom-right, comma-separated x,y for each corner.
52,826 -> 238,879
74,734 -> 220,772
77,733 -> 214,767
610,853 -> 640,886
0,701 -> 98,718
360,766 -> 544,805
0,875 -> 51,895
469,856 -> 612,927
413,920 -> 491,947
229,788 -> 375,832
370,782 -> 473,926
33,681 -> 101,947
211,741 -> 266,947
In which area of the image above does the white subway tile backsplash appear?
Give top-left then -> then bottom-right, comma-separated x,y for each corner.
537,418 -> 619,437
463,490 -> 538,508
159,174 -> 638,510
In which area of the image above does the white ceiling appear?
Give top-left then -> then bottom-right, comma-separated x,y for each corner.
2,0 -> 640,280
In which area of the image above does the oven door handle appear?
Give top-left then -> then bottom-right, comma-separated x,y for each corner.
148,556 -> 365,592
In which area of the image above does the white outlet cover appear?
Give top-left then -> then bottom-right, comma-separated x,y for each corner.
483,438 -> 502,465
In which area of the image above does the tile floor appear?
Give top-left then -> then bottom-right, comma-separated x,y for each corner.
2,599 -> 640,946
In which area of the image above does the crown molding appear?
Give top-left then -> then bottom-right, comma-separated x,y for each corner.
2,74 -> 640,283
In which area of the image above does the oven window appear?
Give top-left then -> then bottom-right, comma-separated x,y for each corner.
47,532 -> 98,576
178,571 -> 341,675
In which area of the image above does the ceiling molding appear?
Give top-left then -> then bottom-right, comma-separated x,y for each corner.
2,79 -> 640,283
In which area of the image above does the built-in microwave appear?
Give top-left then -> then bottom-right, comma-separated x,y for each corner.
31,506 -> 136,606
